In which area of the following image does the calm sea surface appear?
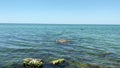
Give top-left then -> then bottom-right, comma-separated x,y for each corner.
0,24 -> 120,68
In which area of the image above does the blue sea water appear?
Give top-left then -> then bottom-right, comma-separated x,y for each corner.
0,24 -> 120,68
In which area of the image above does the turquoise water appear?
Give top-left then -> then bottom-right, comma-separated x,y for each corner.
0,24 -> 120,68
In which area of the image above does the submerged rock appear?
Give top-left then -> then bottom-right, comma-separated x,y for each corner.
50,58 -> 65,65
68,61 -> 106,68
56,39 -> 71,44
100,51 -> 112,57
23,58 -> 43,68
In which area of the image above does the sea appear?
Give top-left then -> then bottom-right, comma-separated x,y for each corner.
0,24 -> 120,68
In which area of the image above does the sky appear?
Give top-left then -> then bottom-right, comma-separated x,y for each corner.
0,0 -> 120,24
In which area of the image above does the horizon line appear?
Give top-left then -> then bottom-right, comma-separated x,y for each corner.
0,23 -> 120,25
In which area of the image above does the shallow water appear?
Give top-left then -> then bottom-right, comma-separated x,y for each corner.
0,24 -> 120,68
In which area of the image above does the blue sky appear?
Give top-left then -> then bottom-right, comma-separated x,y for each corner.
0,0 -> 120,24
